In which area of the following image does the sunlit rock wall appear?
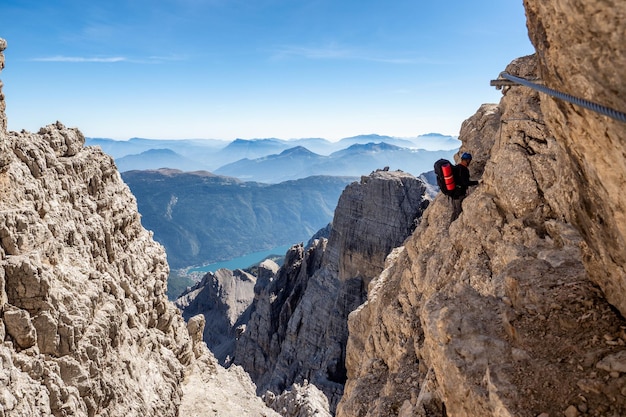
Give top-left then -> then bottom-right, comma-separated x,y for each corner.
338,4 -> 626,412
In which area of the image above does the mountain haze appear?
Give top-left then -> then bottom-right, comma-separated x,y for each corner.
215,142 -> 456,183
122,169 -> 356,270
86,134 -> 460,175
88,137 -> 227,159
115,148 -> 211,172
334,134 -> 415,149
215,146 -> 324,183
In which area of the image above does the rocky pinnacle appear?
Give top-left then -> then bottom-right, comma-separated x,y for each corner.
0,37 -> 6,134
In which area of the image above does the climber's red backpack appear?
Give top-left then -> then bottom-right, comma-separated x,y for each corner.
433,159 -> 457,197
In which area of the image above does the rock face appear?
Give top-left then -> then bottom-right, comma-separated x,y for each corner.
175,266 -> 263,362
233,169 -> 431,412
0,118 -> 194,415
337,3 -> 626,415
0,39 -> 281,417
325,170 -> 430,286
523,0 -> 626,318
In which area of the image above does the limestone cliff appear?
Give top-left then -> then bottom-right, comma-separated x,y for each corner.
522,0 -> 626,318
0,41 -> 196,414
233,170 -> 431,412
338,3 -> 626,416
0,39 -> 279,417
0,122 -> 194,415
175,267 -> 262,362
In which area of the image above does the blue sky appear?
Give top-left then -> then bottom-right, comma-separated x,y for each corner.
1,0 -> 534,141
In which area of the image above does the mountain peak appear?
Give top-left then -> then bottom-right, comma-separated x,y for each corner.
278,146 -> 318,157
138,148 -> 178,155
345,142 -> 402,151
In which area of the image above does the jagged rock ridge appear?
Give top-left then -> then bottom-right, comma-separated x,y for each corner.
232,169 -> 431,412
0,119 -> 194,415
175,267 -> 261,362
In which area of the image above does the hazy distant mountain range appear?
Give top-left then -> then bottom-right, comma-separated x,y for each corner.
214,142 -> 456,183
121,169 -> 356,270
116,149 -> 209,172
95,133 -> 458,279
87,133 -> 460,182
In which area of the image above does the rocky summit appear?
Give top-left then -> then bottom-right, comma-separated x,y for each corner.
1,0 -> 626,416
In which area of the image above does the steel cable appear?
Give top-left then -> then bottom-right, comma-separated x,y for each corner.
499,72 -> 626,123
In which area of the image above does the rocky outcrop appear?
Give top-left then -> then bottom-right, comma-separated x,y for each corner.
264,381 -> 332,417
325,170 -> 430,287
337,4 -> 626,415
0,38 -> 6,134
233,170 -> 431,412
0,117 -> 194,415
175,266 -> 265,362
234,241 -> 328,394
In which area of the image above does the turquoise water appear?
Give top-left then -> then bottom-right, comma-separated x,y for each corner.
188,244 -> 294,273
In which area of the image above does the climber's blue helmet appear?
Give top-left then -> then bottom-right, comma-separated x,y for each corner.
461,152 -> 472,161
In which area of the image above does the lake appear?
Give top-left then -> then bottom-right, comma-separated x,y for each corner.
188,244 -> 294,274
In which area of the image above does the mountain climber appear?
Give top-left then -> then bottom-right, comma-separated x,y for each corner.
450,152 -> 479,222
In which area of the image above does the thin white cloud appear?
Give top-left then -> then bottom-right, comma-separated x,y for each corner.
30,55 -> 188,64
146,54 -> 188,62
273,44 -> 355,60
32,56 -> 127,63
270,44 -> 439,65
